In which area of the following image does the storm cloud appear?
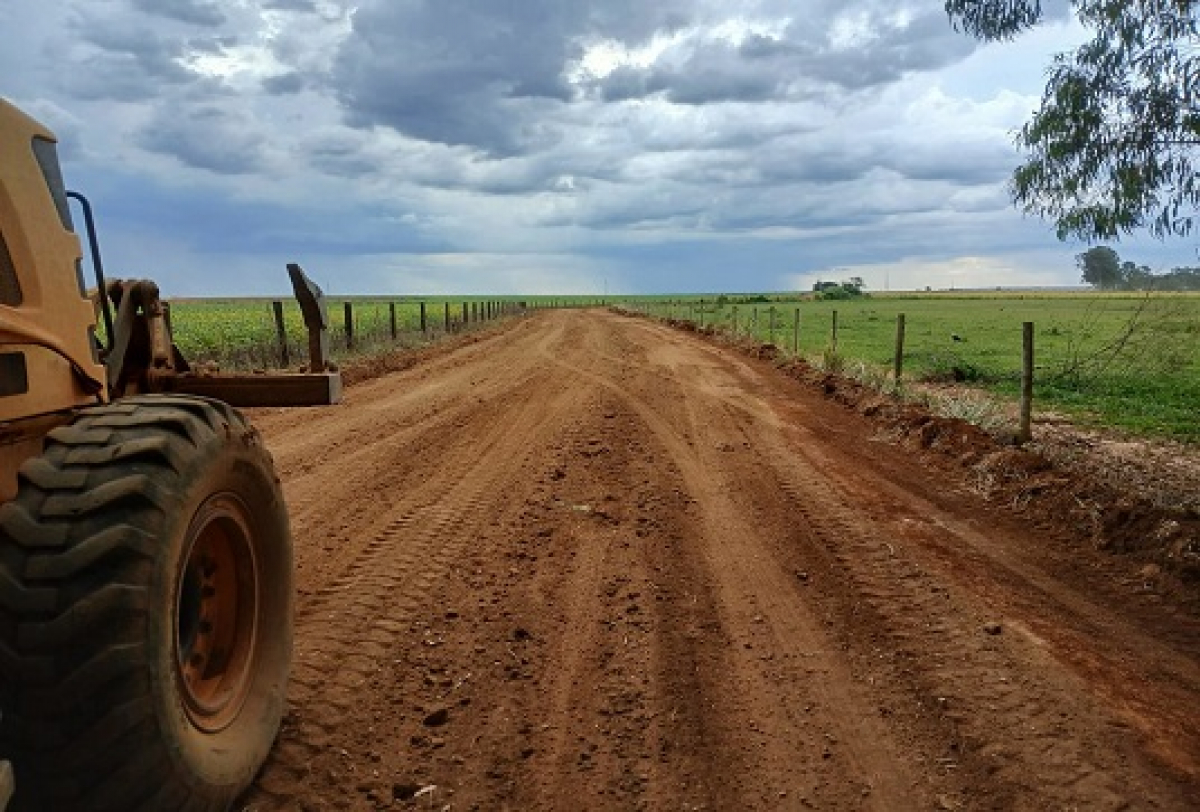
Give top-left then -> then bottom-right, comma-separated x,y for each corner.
1,0 -> 1185,296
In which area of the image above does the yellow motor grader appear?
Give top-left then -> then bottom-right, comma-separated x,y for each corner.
0,99 -> 341,811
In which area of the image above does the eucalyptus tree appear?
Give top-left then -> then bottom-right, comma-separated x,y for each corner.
946,1 -> 1199,241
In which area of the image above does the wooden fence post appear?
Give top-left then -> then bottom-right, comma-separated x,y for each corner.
462,302 -> 469,325
894,313 -> 906,383
831,309 -> 838,350
444,302 -> 451,333
793,308 -> 800,355
272,300 -> 289,368
389,302 -> 398,340
420,302 -> 427,334
1019,321 -> 1035,443
769,306 -> 776,345
344,301 -> 354,350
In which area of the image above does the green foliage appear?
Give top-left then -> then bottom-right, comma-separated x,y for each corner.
1074,244 -> 1200,290
820,346 -> 845,373
815,286 -> 854,301
169,298 -> 489,371
1077,245 -> 1123,288
946,0 -> 1200,241
1148,266 -> 1200,291
813,277 -> 866,300
916,350 -> 990,384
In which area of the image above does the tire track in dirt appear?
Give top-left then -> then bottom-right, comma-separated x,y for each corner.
798,444 -> 1200,783
243,319 -> 570,603
242,321 -> 586,810
537,317 -> 941,809
521,400 -> 737,811
767,456 -> 1138,810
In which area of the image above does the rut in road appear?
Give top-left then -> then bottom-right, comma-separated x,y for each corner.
240,310 -> 1200,812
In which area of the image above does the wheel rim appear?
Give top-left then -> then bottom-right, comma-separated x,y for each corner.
175,493 -> 260,734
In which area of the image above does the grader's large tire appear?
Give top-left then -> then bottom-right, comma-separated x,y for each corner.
0,396 -> 292,812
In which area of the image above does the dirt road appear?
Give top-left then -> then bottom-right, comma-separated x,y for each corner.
240,310 -> 1200,811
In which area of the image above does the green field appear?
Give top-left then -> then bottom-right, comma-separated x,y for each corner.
166,292 -> 1200,442
621,292 -> 1200,442
168,297 -> 522,370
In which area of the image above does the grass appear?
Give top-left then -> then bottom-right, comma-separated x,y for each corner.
625,292 -> 1200,442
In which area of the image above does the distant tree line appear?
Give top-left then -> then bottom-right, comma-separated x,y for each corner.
812,277 -> 865,300
1077,246 -> 1200,291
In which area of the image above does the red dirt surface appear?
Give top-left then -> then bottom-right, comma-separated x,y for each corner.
239,309 -> 1200,811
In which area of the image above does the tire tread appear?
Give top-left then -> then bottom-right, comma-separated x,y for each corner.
0,395 -> 287,812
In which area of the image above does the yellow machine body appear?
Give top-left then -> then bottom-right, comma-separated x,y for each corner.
0,100 -> 107,500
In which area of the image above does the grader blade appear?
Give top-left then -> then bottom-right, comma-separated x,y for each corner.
165,263 -> 342,406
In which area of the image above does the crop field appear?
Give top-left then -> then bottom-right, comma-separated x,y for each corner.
621,292 -> 1200,441
167,291 -> 1199,441
168,297 -> 514,370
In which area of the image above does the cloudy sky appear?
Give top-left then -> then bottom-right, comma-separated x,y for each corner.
2,0 -> 1193,296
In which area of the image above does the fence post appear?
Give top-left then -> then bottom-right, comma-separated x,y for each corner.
769,306 -> 776,345
894,313 -> 906,383
344,301 -> 354,350
420,302 -> 428,335
272,300 -> 289,368
732,306 -> 739,335
1019,321 -> 1035,443
793,308 -> 800,355
831,309 -> 838,350
444,302 -> 451,333
389,302 -> 398,340
462,301 -> 469,325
